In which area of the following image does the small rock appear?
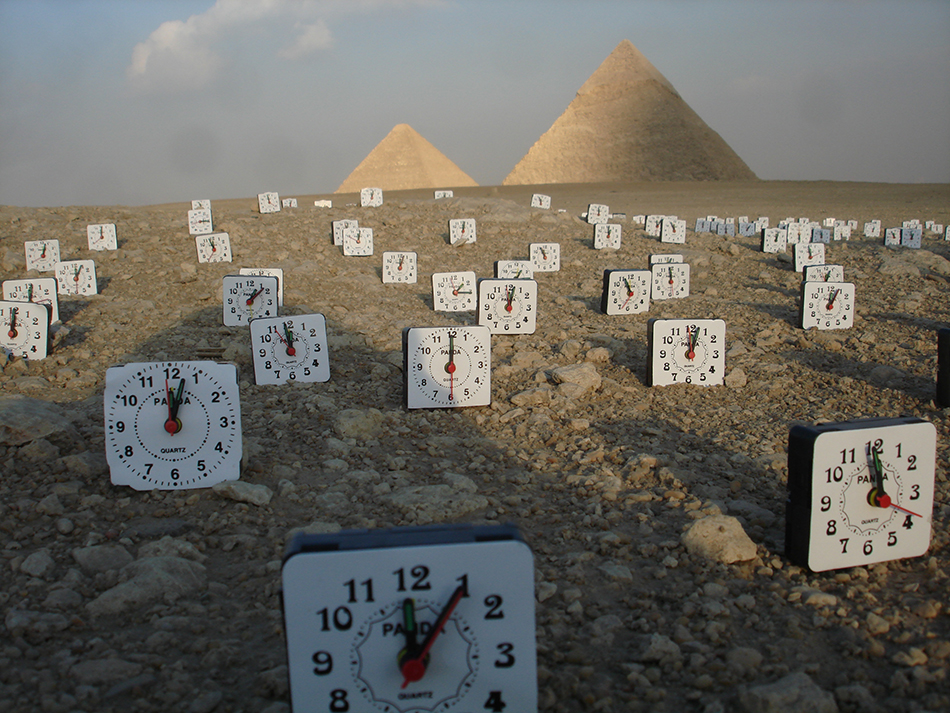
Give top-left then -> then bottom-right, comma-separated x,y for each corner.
681,515 -> 757,564
212,480 -> 273,506
72,544 -> 134,574
20,548 -> 55,578
333,408 -> 384,439
71,658 -> 144,686
551,363 -> 602,395
725,368 -> 747,388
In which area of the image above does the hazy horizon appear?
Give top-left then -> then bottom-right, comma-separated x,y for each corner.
1,0 -> 948,207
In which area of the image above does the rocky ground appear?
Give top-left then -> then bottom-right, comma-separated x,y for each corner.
1,181 -> 949,713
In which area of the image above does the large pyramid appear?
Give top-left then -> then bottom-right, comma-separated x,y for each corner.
503,40 -> 756,184
336,124 -> 478,193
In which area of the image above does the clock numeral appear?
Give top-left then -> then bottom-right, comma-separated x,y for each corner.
214,442 -> 223,452
839,538 -> 849,553
138,376 -> 153,388
456,573 -> 469,596
312,651 -> 332,675
903,515 -> 914,530
484,594 -> 504,619
825,466 -> 843,484
124,446 -> 134,457
197,460 -> 205,472
909,484 -> 920,500
317,606 -> 352,632
145,463 -> 153,474
344,578 -> 374,603
887,532 -> 898,547
115,421 -> 125,433
820,496 -> 832,512
119,394 -> 138,407
170,469 -> 180,480
484,691 -> 507,712
494,642 -> 515,668
826,520 -> 837,536
907,455 -> 917,471
212,391 -> 221,403
220,417 -> 229,428
329,689 -> 349,712
863,541 -> 873,556
393,565 -> 431,592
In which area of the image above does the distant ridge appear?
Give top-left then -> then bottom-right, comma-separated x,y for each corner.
503,40 -> 757,185
336,124 -> 478,193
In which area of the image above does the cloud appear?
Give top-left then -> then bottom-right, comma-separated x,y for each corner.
127,0 -> 440,93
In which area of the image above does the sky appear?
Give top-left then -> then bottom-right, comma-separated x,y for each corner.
0,0 -> 948,207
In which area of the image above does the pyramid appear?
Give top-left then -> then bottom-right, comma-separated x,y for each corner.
336,124 -> 478,193
503,40 -> 756,185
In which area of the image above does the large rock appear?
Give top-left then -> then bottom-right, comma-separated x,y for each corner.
387,474 -> 488,524
212,480 -> 273,506
681,515 -> 757,564
739,671 -> 838,713
72,544 -> 135,574
0,395 -> 83,448
86,556 -> 206,617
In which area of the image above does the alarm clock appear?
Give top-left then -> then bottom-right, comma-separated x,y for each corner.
87,224 -> 118,251
403,326 -> 491,409
104,361 -> 242,490
188,209 -> 213,235
786,417 -> 936,572
2,278 -> 59,324
601,269 -> 651,315
250,313 -> 330,385
0,300 -> 49,360
360,187 -> 383,207
529,243 -> 560,272
650,262 -> 690,300
222,274 -> 279,326
258,192 -> 281,214
239,268 -> 284,306
477,279 -> 537,335
586,204 -> 609,224
382,252 -> 418,284
196,233 -> 233,263
647,318 -> 725,386
281,523 -> 536,713
25,240 -> 61,273
799,282 -> 854,331
432,272 -> 476,312
593,223 -> 621,250
448,219 -> 476,245
54,260 -> 97,295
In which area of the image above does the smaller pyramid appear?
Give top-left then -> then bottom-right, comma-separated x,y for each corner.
336,124 -> 478,193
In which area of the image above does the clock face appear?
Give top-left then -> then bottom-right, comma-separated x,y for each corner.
360,187 -> 383,207
25,240 -> 61,273
196,233 -> 233,263
650,254 -> 683,265
188,209 -> 213,235
645,215 -> 664,236
281,524 -> 536,713
587,204 -> 609,224
343,227 -> 374,256
258,192 -> 281,214
938,328 -> 950,408
282,198 -> 298,208
0,300 -> 49,360
883,228 -> 901,247
434,190 -> 454,199
2,278 -> 59,324
192,199 -> 211,210
650,262 -> 690,300
864,220 -> 881,238
403,326 -> 491,409
901,227 -> 922,249
593,223 -> 621,250
222,274 -> 279,326
240,267 -> 284,306
811,228 -> 831,244
800,281 -> 855,330
761,228 -> 788,254
529,243 -> 560,272
531,194 -> 551,209
647,318 -> 725,387
786,417 -> 936,573
382,252 -> 418,284
448,219 -> 476,245
494,260 -> 533,280
802,264 -> 844,283
794,243 -> 825,272
55,260 -> 97,296
104,361 -> 242,490
432,272 -> 476,313
477,279 -> 537,335
250,313 -> 330,385
660,218 -> 687,244
601,269 -> 651,315
332,220 -> 358,246
87,223 -> 118,251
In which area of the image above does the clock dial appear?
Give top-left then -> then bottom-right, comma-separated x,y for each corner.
529,242 -> 560,272
647,318 -> 725,387
587,203 -> 609,224
761,228 -> 788,254
332,220 -> 359,246
25,240 -> 61,273
87,223 -> 118,251
54,260 -> 97,295
343,227 -> 374,256
104,361 -> 242,490
282,524 -> 536,713
382,252 -> 418,284
593,223 -> 621,250
432,272 -> 476,313
802,264 -> 844,283
0,300 -> 49,360
222,274 -> 278,326
786,417 -> 936,572
494,260 -> 533,280
650,262 -> 690,300
601,269 -> 651,315
864,220 -> 881,238
650,254 -> 683,265
660,218 -> 687,244
240,268 -> 284,306
250,313 -> 330,385
434,190 -> 454,199
196,233 -> 233,263
794,243 -> 825,272
188,208 -> 213,235
901,227 -> 922,249
2,278 -> 59,324
531,194 -> 551,209
800,281 -> 855,330
448,219 -> 476,245
404,326 -> 491,409
477,279 -> 537,335
192,199 -> 211,210
360,187 -> 383,207
258,192 -> 281,214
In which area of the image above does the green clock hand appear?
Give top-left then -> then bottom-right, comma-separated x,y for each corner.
397,598 -> 420,670
164,378 -> 185,434
866,447 -> 890,508
400,584 -> 465,688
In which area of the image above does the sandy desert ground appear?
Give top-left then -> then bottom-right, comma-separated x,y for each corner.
1,180 -> 949,713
